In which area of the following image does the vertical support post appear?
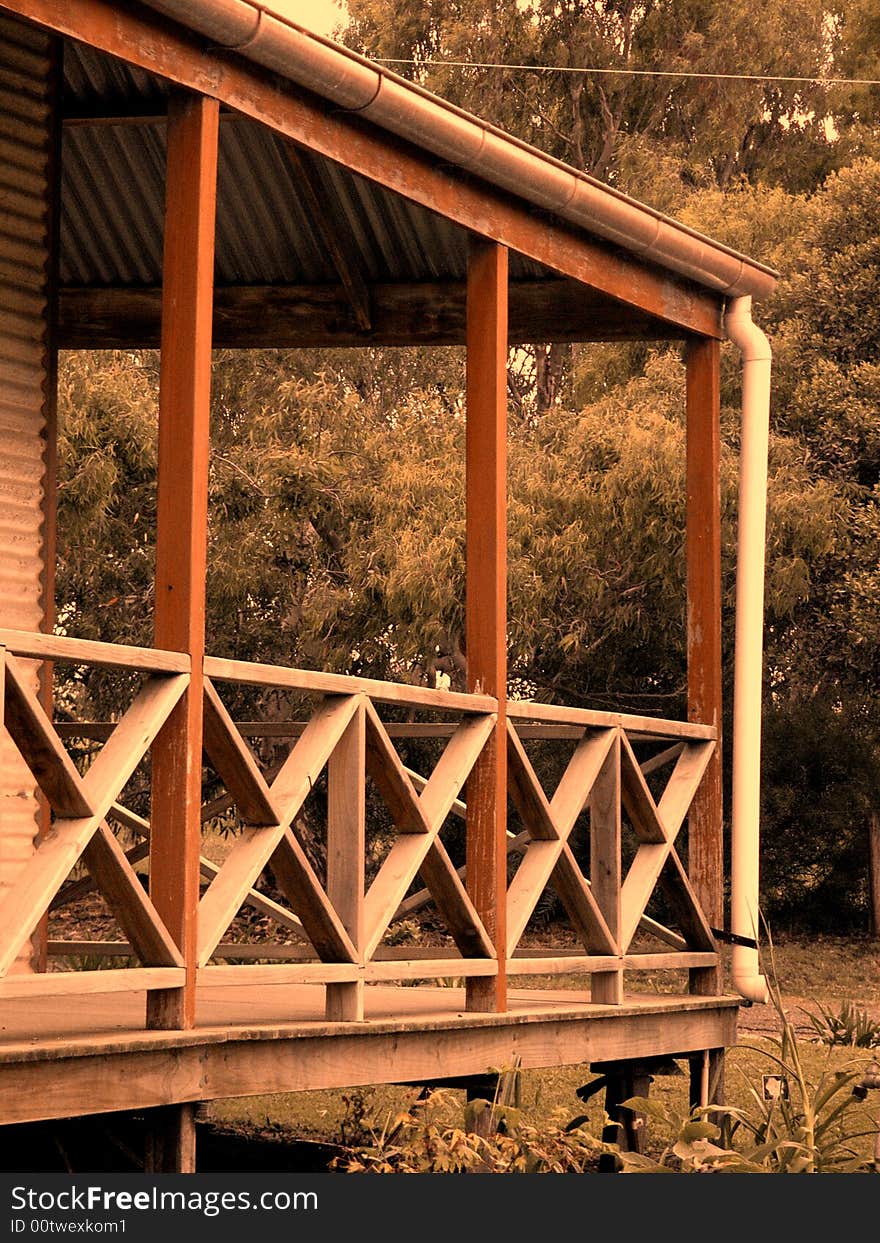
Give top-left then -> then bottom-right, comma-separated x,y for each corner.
326,699 -> 365,1021
590,732 -> 623,1003
465,237 -> 508,1013
689,1047 -> 724,1115
147,92 -> 218,1049
144,1103 -> 197,1174
685,337 -> 723,1000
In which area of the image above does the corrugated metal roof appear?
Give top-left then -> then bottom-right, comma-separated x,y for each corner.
140,0 -> 775,298
63,37 -> 168,116
59,43 -> 546,290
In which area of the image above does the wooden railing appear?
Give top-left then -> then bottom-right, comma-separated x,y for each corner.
504,702 -> 718,1002
0,630 -> 190,1000
0,631 -> 720,1015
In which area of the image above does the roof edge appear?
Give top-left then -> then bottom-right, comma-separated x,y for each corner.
142,0 -> 779,301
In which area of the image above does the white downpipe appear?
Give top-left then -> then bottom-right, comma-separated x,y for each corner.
725,296 -> 771,1005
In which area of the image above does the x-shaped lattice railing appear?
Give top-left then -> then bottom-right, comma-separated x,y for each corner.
617,731 -> 716,952
506,720 -> 716,960
1,626 -> 716,997
0,648 -> 187,978
198,680 -> 495,969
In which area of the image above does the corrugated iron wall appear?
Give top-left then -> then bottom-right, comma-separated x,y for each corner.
0,14 -> 56,973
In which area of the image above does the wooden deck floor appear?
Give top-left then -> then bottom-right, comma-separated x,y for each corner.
0,983 -> 740,1126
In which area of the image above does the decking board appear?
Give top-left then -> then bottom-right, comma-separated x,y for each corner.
0,982 -> 739,1126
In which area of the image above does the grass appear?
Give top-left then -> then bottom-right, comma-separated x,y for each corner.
207,1043 -> 880,1167
761,936 -> 880,1006
205,933 -> 880,1169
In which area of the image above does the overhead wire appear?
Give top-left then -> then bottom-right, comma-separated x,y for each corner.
374,58 -> 880,88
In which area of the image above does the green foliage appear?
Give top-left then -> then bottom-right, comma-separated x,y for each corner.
57,352 -> 158,656
614,1101 -> 768,1173
759,703 -> 880,931
343,0 -> 840,196
337,1088 -> 611,1173
619,961 -> 880,1173
806,1000 -> 880,1049
721,966 -> 880,1172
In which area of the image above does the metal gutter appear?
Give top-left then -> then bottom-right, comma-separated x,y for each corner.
142,0 -> 778,300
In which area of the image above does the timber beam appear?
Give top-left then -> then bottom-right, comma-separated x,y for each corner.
56,280 -> 672,349
0,997 -> 739,1127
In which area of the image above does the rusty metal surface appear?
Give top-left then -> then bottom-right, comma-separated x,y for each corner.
0,11 -> 52,972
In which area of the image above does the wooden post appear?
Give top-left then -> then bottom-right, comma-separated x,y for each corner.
685,337 -> 723,999
146,92 -> 218,1054
326,701 -> 365,1020
590,732 -> 623,1003
597,1064 -> 650,1171
465,237 -> 508,1013
144,1103 -> 197,1174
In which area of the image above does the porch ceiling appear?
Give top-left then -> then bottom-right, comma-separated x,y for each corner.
59,42 -> 668,347
19,0 -> 782,348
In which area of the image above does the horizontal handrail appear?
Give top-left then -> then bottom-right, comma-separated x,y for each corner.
0,629 -> 190,674
0,968 -> 184,1000
506,699 -> 716,741
203,654 -> 497,713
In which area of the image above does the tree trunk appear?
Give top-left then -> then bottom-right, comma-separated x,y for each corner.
535,342 -> 569,414
869,812 -> 880,939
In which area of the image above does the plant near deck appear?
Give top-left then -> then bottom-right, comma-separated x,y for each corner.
617,1066 -> 877,1173
805,1000 -> 880,1049
619,962 -> 880,1173
726,932 -> 880,1171
339,1089 -> 613,1173
613,1102 -> 764,1173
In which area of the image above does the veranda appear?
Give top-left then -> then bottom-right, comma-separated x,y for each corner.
0,0 -> 775,1170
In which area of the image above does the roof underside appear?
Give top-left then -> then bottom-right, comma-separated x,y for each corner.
63,43 -> 543,291
60,42 -> 677,348
53,26 -> 735,349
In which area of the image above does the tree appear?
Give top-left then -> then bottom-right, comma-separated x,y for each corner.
341,0 -> 848,415
343,0 -> 841,199
677,162 -> 880,929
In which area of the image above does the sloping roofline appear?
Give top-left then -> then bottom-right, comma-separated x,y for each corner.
142,0 -> 778,300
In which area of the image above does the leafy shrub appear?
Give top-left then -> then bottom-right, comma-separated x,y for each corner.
337,1089 -> 614,1173
805,1000 -> 880,1049
620,961 -> 880,1173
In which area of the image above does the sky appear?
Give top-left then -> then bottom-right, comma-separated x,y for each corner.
268,1 -> 348,38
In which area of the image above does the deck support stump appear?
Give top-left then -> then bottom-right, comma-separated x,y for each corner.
689,1046 -> 724,1112
597,1063 -> 651,1172
464,238 -> 508,1014
144,1104 -> 197,1174
463,1068 -> 520,1139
